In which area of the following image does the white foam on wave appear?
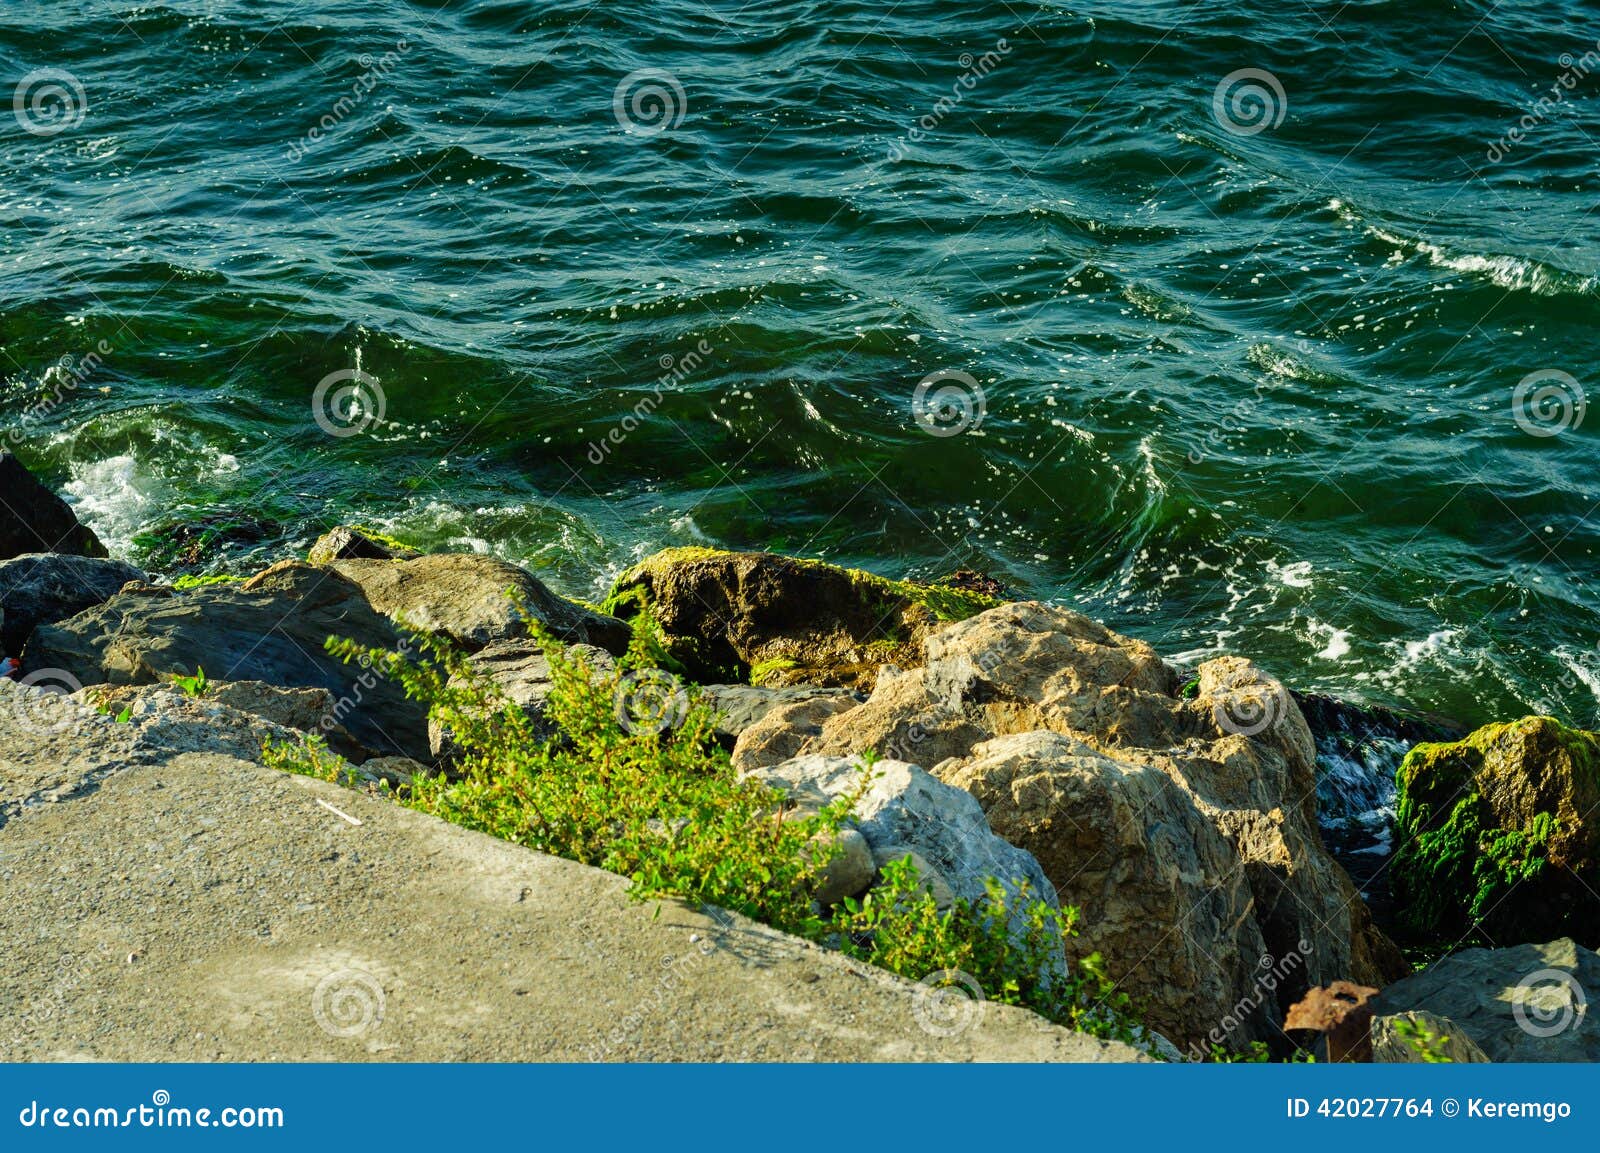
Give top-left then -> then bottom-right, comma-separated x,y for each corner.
1367,224 -> 1596,296
1308,619 -> 1351,660
1266,557 -> 1313,588
1553,644 -> 1600,708
62,455 -> 163,557
1402,629 -> 1459,663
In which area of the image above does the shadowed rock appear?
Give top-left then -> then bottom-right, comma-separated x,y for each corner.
0,553 -> 144,655
25,560 -> 430,761
1393,716 -> 1600,946
1371,938 -> 1600,1062
0,452 -> 106,560
604,548 -> 1000,689
308,525 -> 420,565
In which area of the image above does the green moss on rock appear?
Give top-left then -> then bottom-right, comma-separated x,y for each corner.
603,547 -> 1004,689
1392,716 -> 1600,945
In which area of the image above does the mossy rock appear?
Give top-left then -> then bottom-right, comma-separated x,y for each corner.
1392,716 -> 1600,946
603,548 -> 1003,689
306,524 -> 421,566
132,512 -> 277,576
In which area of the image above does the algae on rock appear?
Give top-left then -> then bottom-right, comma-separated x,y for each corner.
603,547 -> 1001,690
1392,715 -> 1600,946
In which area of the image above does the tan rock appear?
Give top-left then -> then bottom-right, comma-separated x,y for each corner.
732,693 -> 860,774
741,600 -> 1406,1051
944,730 -> 1269,1050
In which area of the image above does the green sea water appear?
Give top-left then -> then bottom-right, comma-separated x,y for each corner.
2,0 -> 1598,731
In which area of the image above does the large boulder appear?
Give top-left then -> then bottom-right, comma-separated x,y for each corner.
24,560 -> 430,761
331,553 -> 629,655
0,452 -> 106,560
944,730 -> 1270,1053
1371,938 -> 1600,1061
1392,716 -> 1600,946
0,553 -> 144,655
604,548 -> 1000,690
735,600 -> 1406,1052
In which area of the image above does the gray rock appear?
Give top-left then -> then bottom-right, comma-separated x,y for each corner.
748,754 -> 1061,933
357,756 -> 430,788
0,553 -> 144,655
0,452 -> 106,560
331,553 -> 630,655
701,683 -> 859,746
812,826 -> 874,907
871,845 -> 957,909
1370,1011 -> 1491,1063
1370,938 -> 1600,1062
0,678 -> 309,790
79,679 -> 371,762
25,560 -> 430,762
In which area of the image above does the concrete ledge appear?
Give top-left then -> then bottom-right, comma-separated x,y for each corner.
0,750 -> 1145,1062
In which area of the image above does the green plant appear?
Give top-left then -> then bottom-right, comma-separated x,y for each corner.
1204,1040 -> 1316,1063
748,657 -> 798,685
1393,1016 -> 1455,1063
829,857 -> 1142,1045
263,608 -> 1150,1052
171,573 -> 243,591
168,666 -> 209,697
261,731 -> 371,788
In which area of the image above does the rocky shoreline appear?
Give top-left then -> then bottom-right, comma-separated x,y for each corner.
2,449 -> 1595,1062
